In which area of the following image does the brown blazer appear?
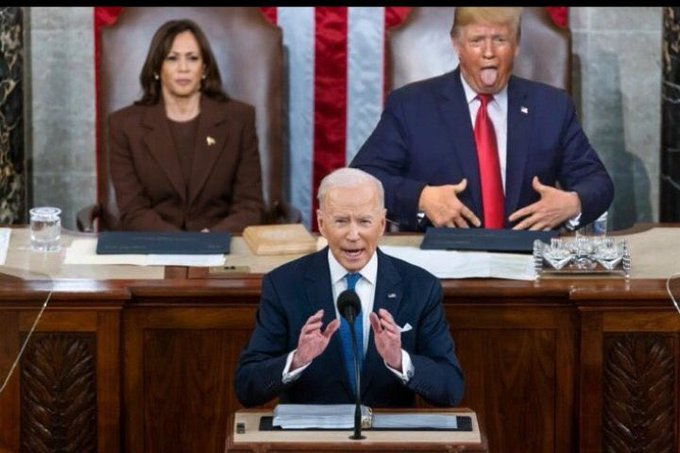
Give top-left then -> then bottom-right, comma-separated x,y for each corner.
109,96 -> 265,232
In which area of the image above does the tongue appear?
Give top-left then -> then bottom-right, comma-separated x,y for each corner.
480,68 -> 498,87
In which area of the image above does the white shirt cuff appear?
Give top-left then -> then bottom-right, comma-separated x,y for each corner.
385,349 -> 414,383
282,349 -> 310,384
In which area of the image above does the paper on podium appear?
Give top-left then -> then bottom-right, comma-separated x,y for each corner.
65,238 -> 224,267
272,404 -> 372,429
380,245 -> 535,280
372,413 -> 458,429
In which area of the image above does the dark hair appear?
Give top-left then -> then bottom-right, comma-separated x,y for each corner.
135,19 -> 228,105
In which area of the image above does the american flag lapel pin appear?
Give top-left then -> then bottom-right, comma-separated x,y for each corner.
521,106 -> 529,114
206,136 -> 216,146
387,292 -> 397,299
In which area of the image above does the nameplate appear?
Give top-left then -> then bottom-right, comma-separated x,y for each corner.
96,231 -> 231,255
421,227 -> 557,254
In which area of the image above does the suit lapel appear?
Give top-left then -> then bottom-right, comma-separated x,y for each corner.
187,97 -> 229,205
361,249 -> 403,395
438,69 -> 482,215
304,249 -> 354,397
505,77 -> 532,221
142,102 -> 186,199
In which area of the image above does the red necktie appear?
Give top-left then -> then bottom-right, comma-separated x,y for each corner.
474,94 -> 504,229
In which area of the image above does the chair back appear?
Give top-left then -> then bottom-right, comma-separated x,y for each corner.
387,7 -> 571,92
97,7 -> 284,230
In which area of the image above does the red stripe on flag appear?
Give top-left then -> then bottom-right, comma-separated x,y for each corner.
312,7 -> 348,230
94,7 -> 124,213
546,7 -> 568,28
260,7 -> 277,25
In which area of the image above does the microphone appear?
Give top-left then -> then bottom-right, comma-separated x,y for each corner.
336,289 -> 365,440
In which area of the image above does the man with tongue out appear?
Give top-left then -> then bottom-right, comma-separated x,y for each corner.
351,7 -> 613,232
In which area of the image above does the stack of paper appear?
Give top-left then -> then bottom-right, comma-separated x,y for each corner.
372,413 -> 458,429
272,404 -> 372,429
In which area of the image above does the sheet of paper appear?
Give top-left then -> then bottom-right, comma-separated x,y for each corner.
372,413 -> 458,429
65,238 -> 147,265
379,245 -> 535,280
65,238 -> 224,267
0,228 -> 10,265
272,404 -> 371,429
147,254 -> 224,267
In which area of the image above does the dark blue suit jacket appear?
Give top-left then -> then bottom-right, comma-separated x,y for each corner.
351,68 -> 614,231
234,248 -> 464,408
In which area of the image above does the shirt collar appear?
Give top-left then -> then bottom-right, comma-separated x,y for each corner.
327,248 -> 378,287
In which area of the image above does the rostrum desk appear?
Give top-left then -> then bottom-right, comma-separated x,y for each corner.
0,226 -> 678,452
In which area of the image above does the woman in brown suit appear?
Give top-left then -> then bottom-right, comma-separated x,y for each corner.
109,19 -> 264,232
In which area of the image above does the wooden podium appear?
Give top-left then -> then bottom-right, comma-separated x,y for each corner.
225,408 -> 487,452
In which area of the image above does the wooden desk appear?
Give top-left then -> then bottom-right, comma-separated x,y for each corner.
1,226 -> 679,452
225,408 -> 487,452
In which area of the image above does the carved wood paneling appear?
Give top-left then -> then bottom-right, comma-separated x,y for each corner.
603,334 -> 675,453
20,333 -> 97,453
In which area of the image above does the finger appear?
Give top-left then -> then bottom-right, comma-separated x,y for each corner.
453,178 -> 468,193
323,319 -> 340,338
460,206 -> 480,227
305,309 -> 324,324
453,215 -> 470,228
369,312 -> 382,332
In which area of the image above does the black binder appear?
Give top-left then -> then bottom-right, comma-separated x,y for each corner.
420,227 -> 557,254
96,231 -> 231,255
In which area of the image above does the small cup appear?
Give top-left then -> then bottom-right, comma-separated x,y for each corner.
29,207 -> 62,252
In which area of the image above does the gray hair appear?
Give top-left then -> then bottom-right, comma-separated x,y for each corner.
317,167 -> 385,209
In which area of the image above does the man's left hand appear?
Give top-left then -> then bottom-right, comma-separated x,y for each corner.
369,309 -> 402,371
508,176 -> 581,230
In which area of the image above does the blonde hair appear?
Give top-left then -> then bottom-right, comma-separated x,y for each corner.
451,7 -> 522,42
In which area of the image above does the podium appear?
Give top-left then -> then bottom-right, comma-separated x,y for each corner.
225,408 -> 487,452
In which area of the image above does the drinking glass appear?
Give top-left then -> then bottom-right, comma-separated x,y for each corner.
29,207 -> 62,252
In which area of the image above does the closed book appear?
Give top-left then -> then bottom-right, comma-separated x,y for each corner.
96,231 -> 231,255
243,224 -> 316,255
421,227 -> 557,254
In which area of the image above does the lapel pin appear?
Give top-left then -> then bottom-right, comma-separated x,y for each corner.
206,136 -> 216,146
520,106 -> 529,114
387,293 -> 397,299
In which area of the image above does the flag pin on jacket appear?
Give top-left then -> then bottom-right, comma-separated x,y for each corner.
387,293 -> 397,299
521,106 -> 528,114
206,136 -> 216,146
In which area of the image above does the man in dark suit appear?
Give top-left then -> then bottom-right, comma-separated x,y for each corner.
351,7 -> 613,232
235,167 -> 464,408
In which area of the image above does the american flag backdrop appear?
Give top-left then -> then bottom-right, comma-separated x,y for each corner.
95,7 -> 567,229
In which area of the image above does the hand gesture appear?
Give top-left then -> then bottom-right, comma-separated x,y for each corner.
418,179 -> 481,228
369,309 -> 402,371
291,309 -> 339,371
509,176 -> 581,230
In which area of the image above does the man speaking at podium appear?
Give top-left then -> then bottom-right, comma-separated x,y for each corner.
235,168 -> 464,408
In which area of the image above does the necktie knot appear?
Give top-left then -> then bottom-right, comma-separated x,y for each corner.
345,273 -> 361,291
477,93 -> 493,108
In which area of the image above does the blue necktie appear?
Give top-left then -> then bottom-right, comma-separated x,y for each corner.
339,272 -> 363,395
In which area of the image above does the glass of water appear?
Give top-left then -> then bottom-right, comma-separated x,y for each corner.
29,207 -> 62,252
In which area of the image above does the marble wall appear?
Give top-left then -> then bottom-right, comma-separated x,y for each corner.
0,7 -> 25,224
24,7 -> 663,231
661,7 -> 680,221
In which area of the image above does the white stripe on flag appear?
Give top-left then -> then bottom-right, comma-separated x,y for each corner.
278,7 -> 316,228
346,7 -> 385,165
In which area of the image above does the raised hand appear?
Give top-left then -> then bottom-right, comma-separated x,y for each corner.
418,179 -> 481,228
509,176 -> 581,230
369,308 -> 402,371
291,309 -> 339,371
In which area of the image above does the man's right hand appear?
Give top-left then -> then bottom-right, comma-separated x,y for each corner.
290,309 -> 339,371
418,179 -> 481,228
